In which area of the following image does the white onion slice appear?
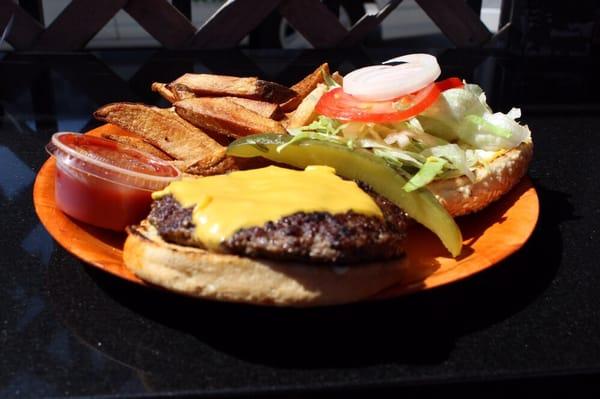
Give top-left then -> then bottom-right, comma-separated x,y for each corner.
343,53 -> 441,101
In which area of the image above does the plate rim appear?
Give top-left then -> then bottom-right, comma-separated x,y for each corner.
33,124 -> 540,302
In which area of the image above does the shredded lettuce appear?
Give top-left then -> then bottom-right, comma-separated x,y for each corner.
277,131 -> 349,153
464,115 -> 511,138
339,121 -> 392,141
507,107 -> 521,120
417,84 -> 490,141
417,83 -> 530,151
289,115 -> 478,186
292,115 -> 343,136
280,116 -> 348,151
426,144 -> 476,182
372,148 -> 426,169
290,94 -> 528,188
403,157 -> 447,192
339,119 -> 447,152
458,112 -> 531,151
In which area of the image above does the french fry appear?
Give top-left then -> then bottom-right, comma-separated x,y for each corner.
151,82 -> 177,103
101,133 -> 173,161
152,82 -> 196,104
185,156 -> 238,176
285,84 -> 327,129
281,63 -> 329,112
331,71 -> 343,86
94,103 -> 230,175
152,82 -> 195,103
153,83 -> 282,120
169,74 -> 297,104
225,97 -> 283,120
175,97 -> 286,139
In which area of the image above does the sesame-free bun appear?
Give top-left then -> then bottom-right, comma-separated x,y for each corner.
123,139 -> 533,306
428,139 -> 533,216
123,221 -> 408,307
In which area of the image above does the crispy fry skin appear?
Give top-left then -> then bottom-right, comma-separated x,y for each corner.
94,103 -> 229,175
175,97 -> 286,139
331,71 -> 343,85
224,97 -> 283,120
169,74 -> 297,104
281,63 -> 329,112
185,156 -> 238,176
152,82 -> 195,103
285,84 -> 327,129
101,133 -> 173,161
153,83 -> 283,120
151,83 -> 177,103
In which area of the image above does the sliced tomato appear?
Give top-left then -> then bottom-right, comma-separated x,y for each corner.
434,77 -> 463,91
316,77 -> 464,123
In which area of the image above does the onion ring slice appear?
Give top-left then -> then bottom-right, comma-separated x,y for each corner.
343,54 -> 441,101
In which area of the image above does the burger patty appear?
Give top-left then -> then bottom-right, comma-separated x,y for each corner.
148,186 -> 408,264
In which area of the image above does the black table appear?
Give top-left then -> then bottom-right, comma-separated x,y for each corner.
1,48 -> 600,398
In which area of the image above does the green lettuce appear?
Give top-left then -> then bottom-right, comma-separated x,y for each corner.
403,157 -> 447,192
417,84 -> 530,151
417,84 -> 489,141
425,143 -> 475,182
458,110 -> 531,151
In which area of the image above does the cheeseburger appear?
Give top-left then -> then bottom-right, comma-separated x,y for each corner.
124,54 -> 533,306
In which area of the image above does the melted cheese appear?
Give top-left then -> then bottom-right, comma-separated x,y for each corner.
152,165 -> 382,250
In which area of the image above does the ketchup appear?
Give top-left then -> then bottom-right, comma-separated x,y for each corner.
47,133 -> 180,231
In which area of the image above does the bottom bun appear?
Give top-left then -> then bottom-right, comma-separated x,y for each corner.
124,222 -> 409,307
123,140 -> 533,305
428,139 -> 533,216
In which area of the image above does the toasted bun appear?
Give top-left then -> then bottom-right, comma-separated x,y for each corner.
124,140 -> 532,306
428,139 -> 533,216
124,222 -> 408,307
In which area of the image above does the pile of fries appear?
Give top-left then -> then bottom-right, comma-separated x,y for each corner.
94,63 -> 341,176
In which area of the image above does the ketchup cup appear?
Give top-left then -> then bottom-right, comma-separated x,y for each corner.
46,132 -> 181,231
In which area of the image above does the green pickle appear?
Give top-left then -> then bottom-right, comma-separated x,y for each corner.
227,134 -> 463,257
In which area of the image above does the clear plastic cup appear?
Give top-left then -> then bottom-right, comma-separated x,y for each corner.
46,132 -> 181,231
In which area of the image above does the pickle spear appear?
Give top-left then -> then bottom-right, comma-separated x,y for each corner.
227,134 -> 463,257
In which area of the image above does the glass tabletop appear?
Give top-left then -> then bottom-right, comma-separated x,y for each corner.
1,48 -> 600,398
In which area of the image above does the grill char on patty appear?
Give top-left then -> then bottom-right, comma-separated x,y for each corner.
148,185 -> 408,264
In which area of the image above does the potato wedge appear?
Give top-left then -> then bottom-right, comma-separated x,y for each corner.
101,133 -> 173,161
153,83 -> 282,120
285,84 -> 327,129
331,71 -> 343,86
175,97 -> 286,139
151,82 -> 177,103
281,63 -> 329,112
170,74 -> 296,104
186,156 -> 238,176
94,103 -> 229,175
225,97 -> 283,120
152,82 -> 195,103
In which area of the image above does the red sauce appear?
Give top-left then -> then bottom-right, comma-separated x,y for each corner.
51,134 -> 179,231
59,134 -> 178,177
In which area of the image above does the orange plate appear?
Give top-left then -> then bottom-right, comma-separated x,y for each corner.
33,124 -> 539,299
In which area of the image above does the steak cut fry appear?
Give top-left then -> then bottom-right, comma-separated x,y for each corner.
169,74 -> 297,104
152,82 -> 195,103
153,83 -> 283,120
281,63 -> 329,112
225,97 -> 283,120
101,133 -> 173,161
94,102 -> 230,175
175,97 -> 286,139
285,84 -> 327,129
332,71 -> 343,85
151,82 -> 177,103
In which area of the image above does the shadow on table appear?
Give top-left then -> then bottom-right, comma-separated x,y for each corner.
47,179 -> 572,372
